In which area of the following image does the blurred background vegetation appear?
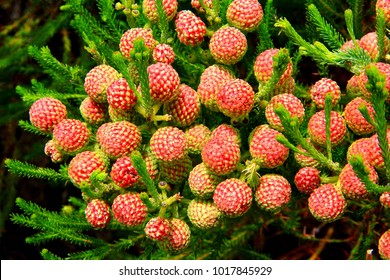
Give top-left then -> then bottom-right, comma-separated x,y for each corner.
0,0 -> 379,259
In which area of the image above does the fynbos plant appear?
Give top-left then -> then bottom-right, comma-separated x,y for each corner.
4,0 -> 390,260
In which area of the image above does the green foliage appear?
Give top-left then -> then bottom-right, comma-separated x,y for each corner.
4,159 -> 69,183
27,46 -> 85,89
306,4 -> 346,50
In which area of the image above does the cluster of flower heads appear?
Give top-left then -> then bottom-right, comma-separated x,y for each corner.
26,0 -> 390,258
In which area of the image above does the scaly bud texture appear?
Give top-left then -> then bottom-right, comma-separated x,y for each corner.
294,167 -> 321,195
209,26 -> 248,65
84,65 -> 121,103
185,124 -> 211,154
213,178 -> 252,217
265,93 -> 305,131
52,119 -> 90,154
80,97 -> 108,125
187,199 -> 222,229
254,48 -> 293,84
119,28 -> 157,60
378,230 -> 390,260
197,64 -> 234,112
68,151 -> 107,187
201,137 -> 241,175
144,217 -> 171,241
111,193 -> 148,227
148,62 -> 180,104
29,97 -> 67,133
96,121 -> 142,159
308,184 -> 346,223
307,110 -> 347,147
143,0 -> 178,22
164,218 -> 191,253
110,156 -> 140,188
310,78 -> 341,109
249,125 -> 289,169
164,84 -> 201,127
153,44 -> 175,64
255,174 -> 291,212
226,0 -> 264,32
339,163 -> 379,199
150,126 -> 187,161
107,78 -> 137,111
343,97 -> 376,135
188,162 -> 222,198
85,199 -> 111,229
216,78 -> 255,122
175,10 -> 207,46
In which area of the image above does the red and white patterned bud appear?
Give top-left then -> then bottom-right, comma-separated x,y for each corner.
201,137 -> 241,175
96,121 -> 142,159
187,199 -> 222,229
378,229 -> 390,260
188,163 -> 223,198
213,178 -> 252,217
185,124 -> 211,154
44,140 -> 64,163
254,48 -> 293,85
108,105 -> 133,122
107,78 -> 137,111
226,0 -> 264,32
358,62 -> 390,102
209,26 -> 247,65
53,119 -> 90,154
175,10 -> 207,46
112,193 -> 148,227
144,217 -> 171,241
339,162 -> 379,199
346,137 -> 373,163
164,218 -> 191,253
80,97 -> 108,125
191,0 -> 212,13
294,167 -> 321,195
255,174 -> 291,212
150,126 -> 187,162
359,32 -> 390,60
148,62 -> 180,104
346,74 -> 364,97
211,123 -> 242,146
308,184 -> 347,223
110,156 -> 140,188
310,78 -> 341,109
159,155 -> 192,184
265,93 -> 305,131
119,28 -> 158,61
343,97 -> 376,135
366,129 -> 390,171
85,199 -> 111,229
377,0 -> 390,26
197,64 -> 234,112
142,0 -> 178,22
272,76 -> 296,96
249,125 -> 289,169
380,192 -> 390,208
216,78 -> 255,122
84,65 -> 121,103
68,151 -> 108,187
29,97 -> 67,133
164,84 -> 201,127
153,44 -> 175,64
307,110 -> 347,147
